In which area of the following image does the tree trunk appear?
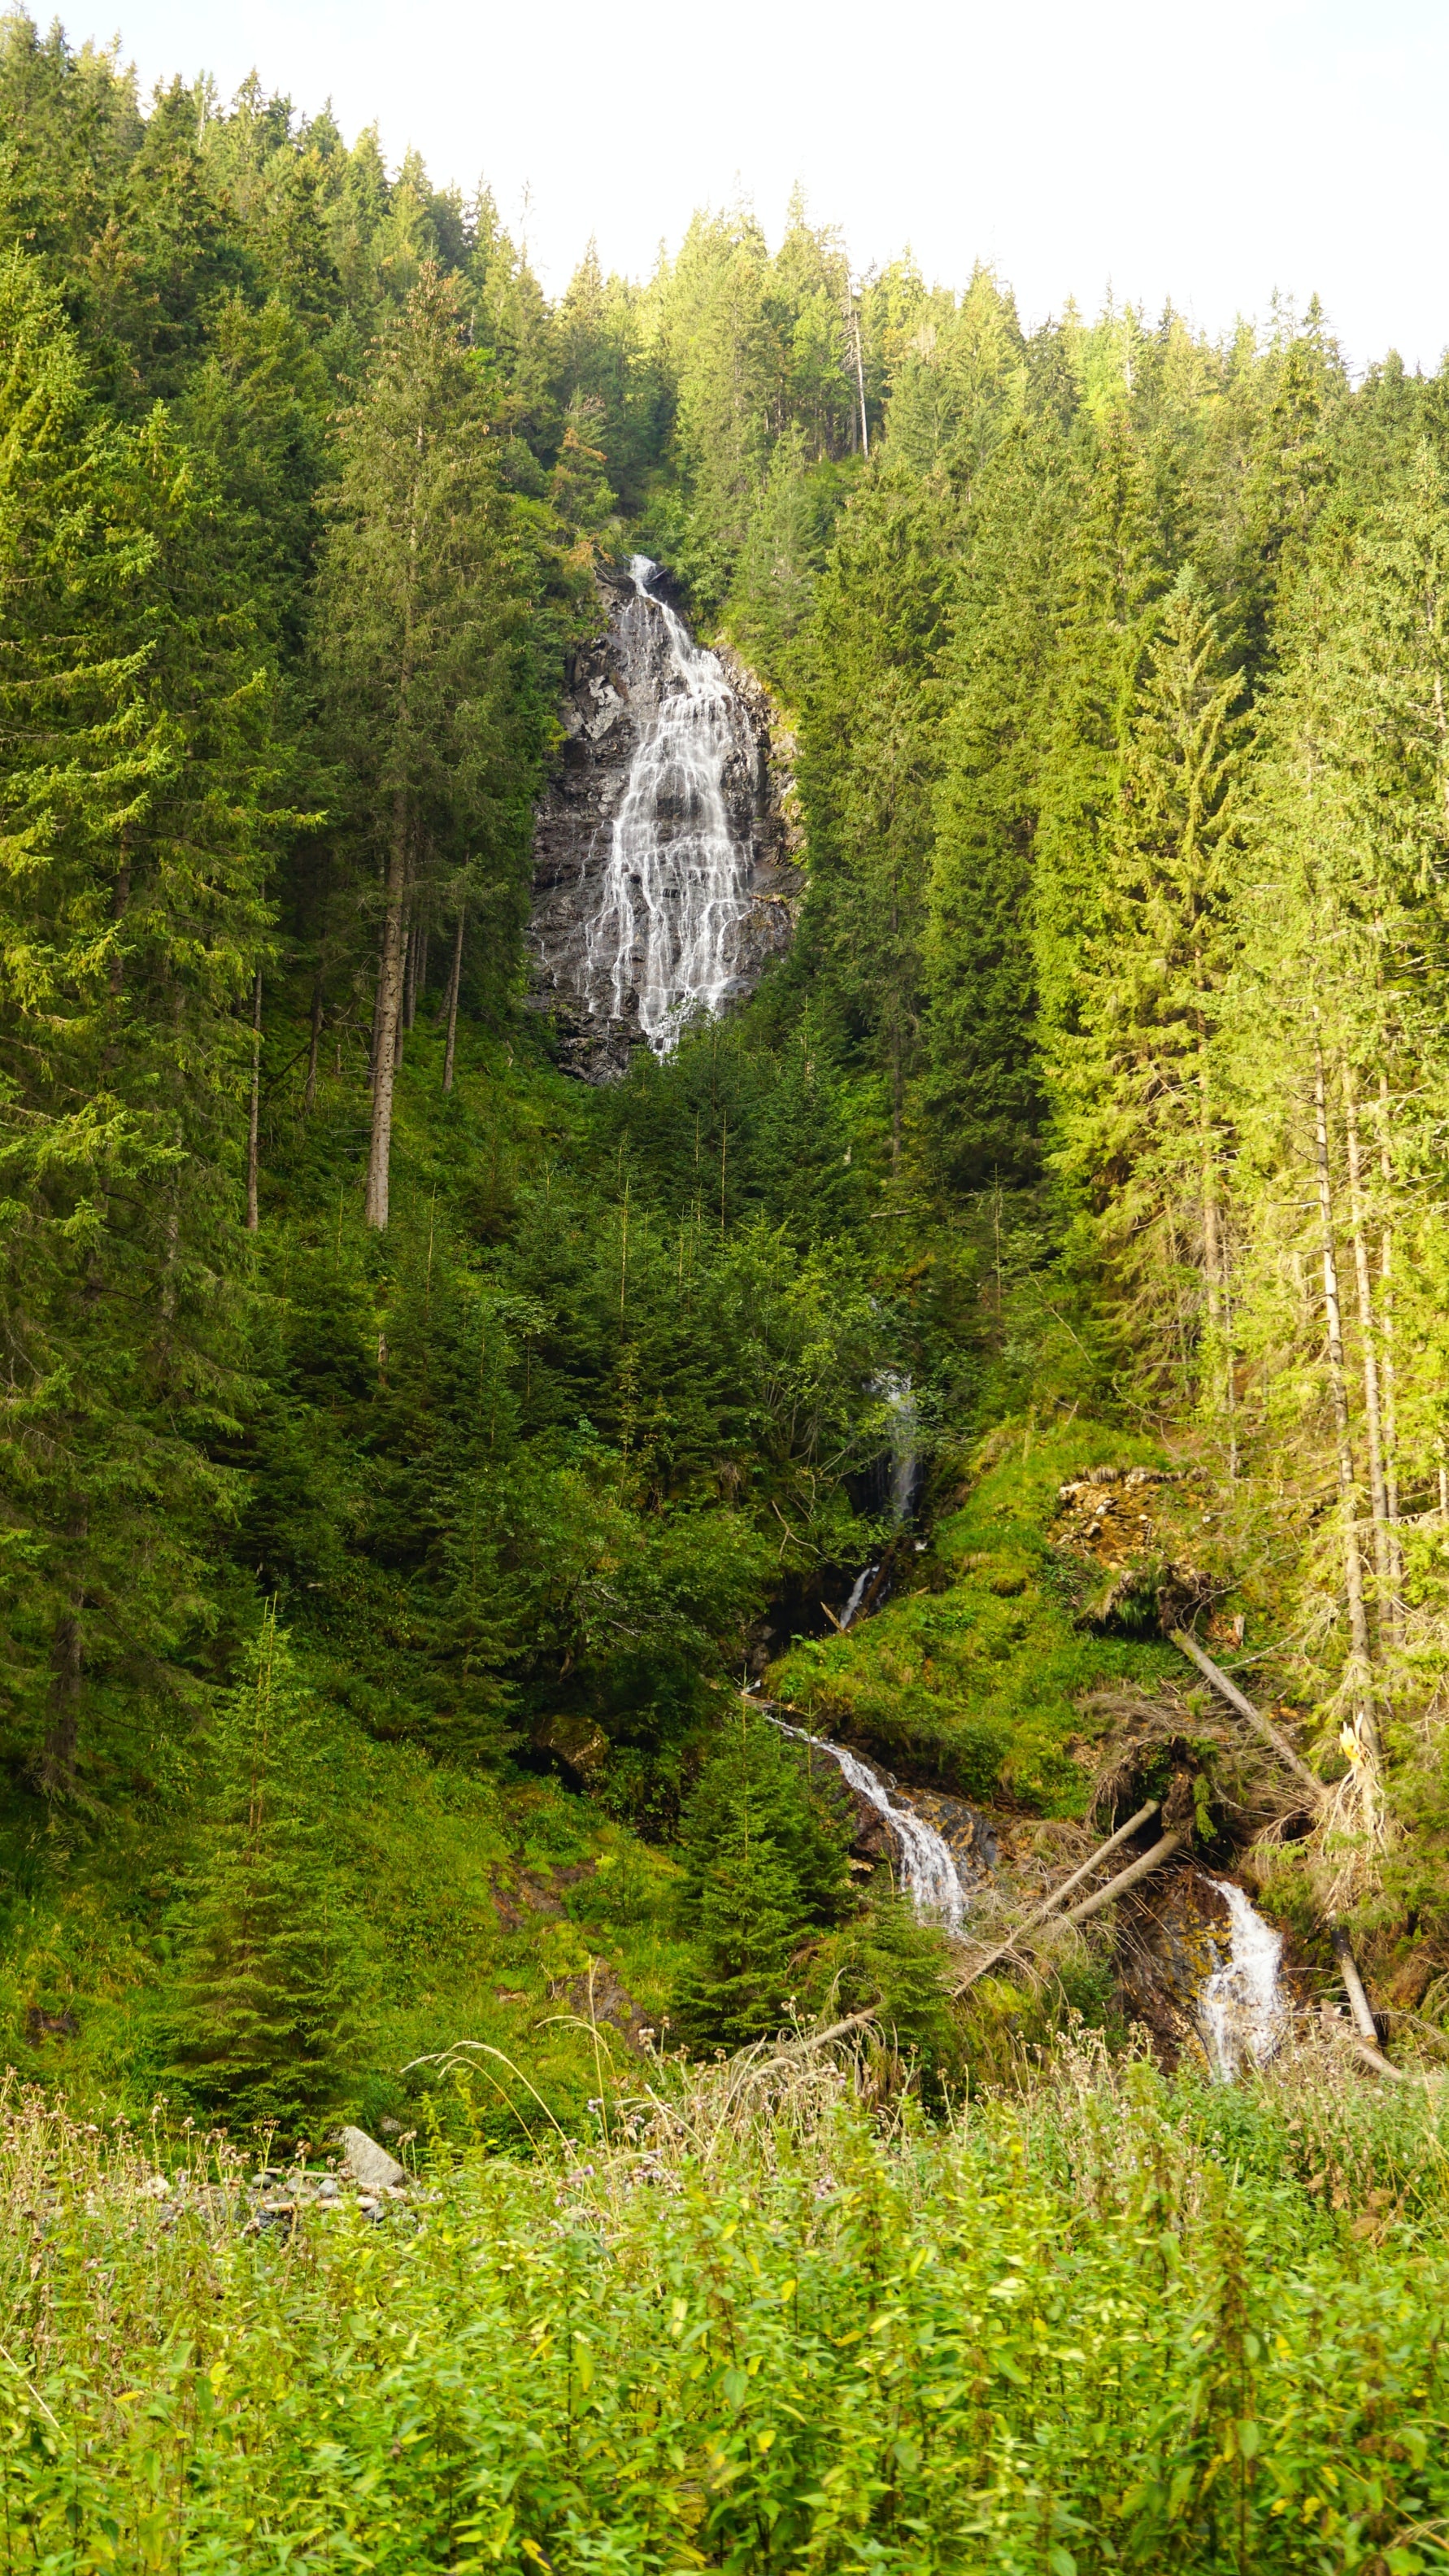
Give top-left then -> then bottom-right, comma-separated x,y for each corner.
1376,1073 -> 1403,1618
246,965 -> 262,1232
1063,1830 -> 1185,1924
1342,1062 -> 1394,1649
442,903 -> 465,1094
1169,1628 -> 1325,1801
393,923 -> 411,1071
952,1800 -> 1163,1993
403,903 -> 422,1033
365,796 -> 408,1229
1312,1026 -> 1382,1790
1330,1923 -> 1381,2046
304,972 -> 324,1113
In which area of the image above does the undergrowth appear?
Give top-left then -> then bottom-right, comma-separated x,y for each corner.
2,2036 -> 1446,2572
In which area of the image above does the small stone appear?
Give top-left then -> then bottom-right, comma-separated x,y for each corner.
340,2125 -> 406,2193
316,2174 -> 339,2199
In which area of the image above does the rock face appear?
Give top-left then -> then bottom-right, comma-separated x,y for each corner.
529,556 -> 803,1082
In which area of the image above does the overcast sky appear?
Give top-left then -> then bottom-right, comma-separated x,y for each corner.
62,0 -> 1449,374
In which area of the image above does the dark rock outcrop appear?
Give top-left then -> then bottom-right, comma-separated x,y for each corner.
528,560 -> 803,1082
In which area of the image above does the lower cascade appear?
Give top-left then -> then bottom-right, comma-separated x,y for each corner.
1198,1877 -> 1289,2077
766,1712 -> 968,1931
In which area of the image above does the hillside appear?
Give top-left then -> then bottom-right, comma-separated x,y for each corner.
2,15 -> 1449,2562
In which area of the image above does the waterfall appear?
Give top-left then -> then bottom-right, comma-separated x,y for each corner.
581,556 -> 756,1051
838,1565 -> 880,1631
766,1712 -> 968,1931
1199,1879 -> 1288,2078
881,1372 -> 920,1522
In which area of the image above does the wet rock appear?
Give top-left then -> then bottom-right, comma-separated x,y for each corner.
528,559 -> 801,1082
533,1710 -> 611,1782
340,2126 -> 406,2193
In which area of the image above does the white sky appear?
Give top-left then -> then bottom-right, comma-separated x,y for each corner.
64,0 -> 1449,375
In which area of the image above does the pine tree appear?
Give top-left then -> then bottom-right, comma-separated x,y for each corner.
673,1708 -> 851,2051
314,262 -> 546,1228
799,466 -> 955,1167
0,254 -> 277,1794
925,412 -> 1066,1186
1047,562 -> 1247,1410
167,1606 -> 355,2132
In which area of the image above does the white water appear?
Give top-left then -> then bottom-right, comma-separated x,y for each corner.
881,1372 -> 919,1521
839,1565 -> 880,1631
1199,1879 -> 1288,2078
581,556 -> 755,1051
766,1713 -> 968,1931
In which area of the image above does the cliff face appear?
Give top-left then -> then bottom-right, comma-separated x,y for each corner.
528,560 -> 803,1082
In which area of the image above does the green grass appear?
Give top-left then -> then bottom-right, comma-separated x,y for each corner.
2,2045 -> 1446,2572
770,1426 -> 1181,1811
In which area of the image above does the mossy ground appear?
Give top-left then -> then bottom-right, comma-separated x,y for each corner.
770,1423 -> 1184,1811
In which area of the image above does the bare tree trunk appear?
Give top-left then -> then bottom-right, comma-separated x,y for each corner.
851,301 -> 869,459
365,795 -> 408,1229
403,902 -> 422,1032
246,965 -> 262,1232
304,971 -> 324,1114
1312,1026 -> 1381,1793
442,903 -> 465,1093
393,923 -> 411,1071
1342,1062 -> 1394,1649
1376,1072 -> 1403,1618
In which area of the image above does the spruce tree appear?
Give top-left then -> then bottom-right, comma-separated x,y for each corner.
673,1709 -> 851,2051
0,254 -> 276,1794
167,1607 -> 355,2134
314,262 -> 547,1228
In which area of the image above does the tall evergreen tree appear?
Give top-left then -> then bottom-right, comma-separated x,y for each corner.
314,262 -> 547,1227
167,1606 -> 355,2129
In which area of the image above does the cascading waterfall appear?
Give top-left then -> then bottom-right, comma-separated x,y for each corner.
581,556 -> 756,1050
838,1565 -> 880,1631
1198,1878 -> 1288,2077
880,1371 -> 920,1522
765,1711 -> 968,1931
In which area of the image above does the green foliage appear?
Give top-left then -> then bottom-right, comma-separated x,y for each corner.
772,1427 -> 1177,1807
165,1608 -> 355,2129
673,1704 -> 854,2049
2,2056 -> 1447,2569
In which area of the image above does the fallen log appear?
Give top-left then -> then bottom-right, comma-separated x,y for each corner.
1169,1628 -> 1325,1802
951,1799 -> 1162,1995
1350,2036 -> 1410,2083
1330,1923 -> 1382,2046
1060,1828 -> 1186,1924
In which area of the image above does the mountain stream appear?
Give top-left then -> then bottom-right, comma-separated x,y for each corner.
764,1711 -> 969,1932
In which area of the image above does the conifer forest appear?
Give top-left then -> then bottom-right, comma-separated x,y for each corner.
4,16 -> 1449,2569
